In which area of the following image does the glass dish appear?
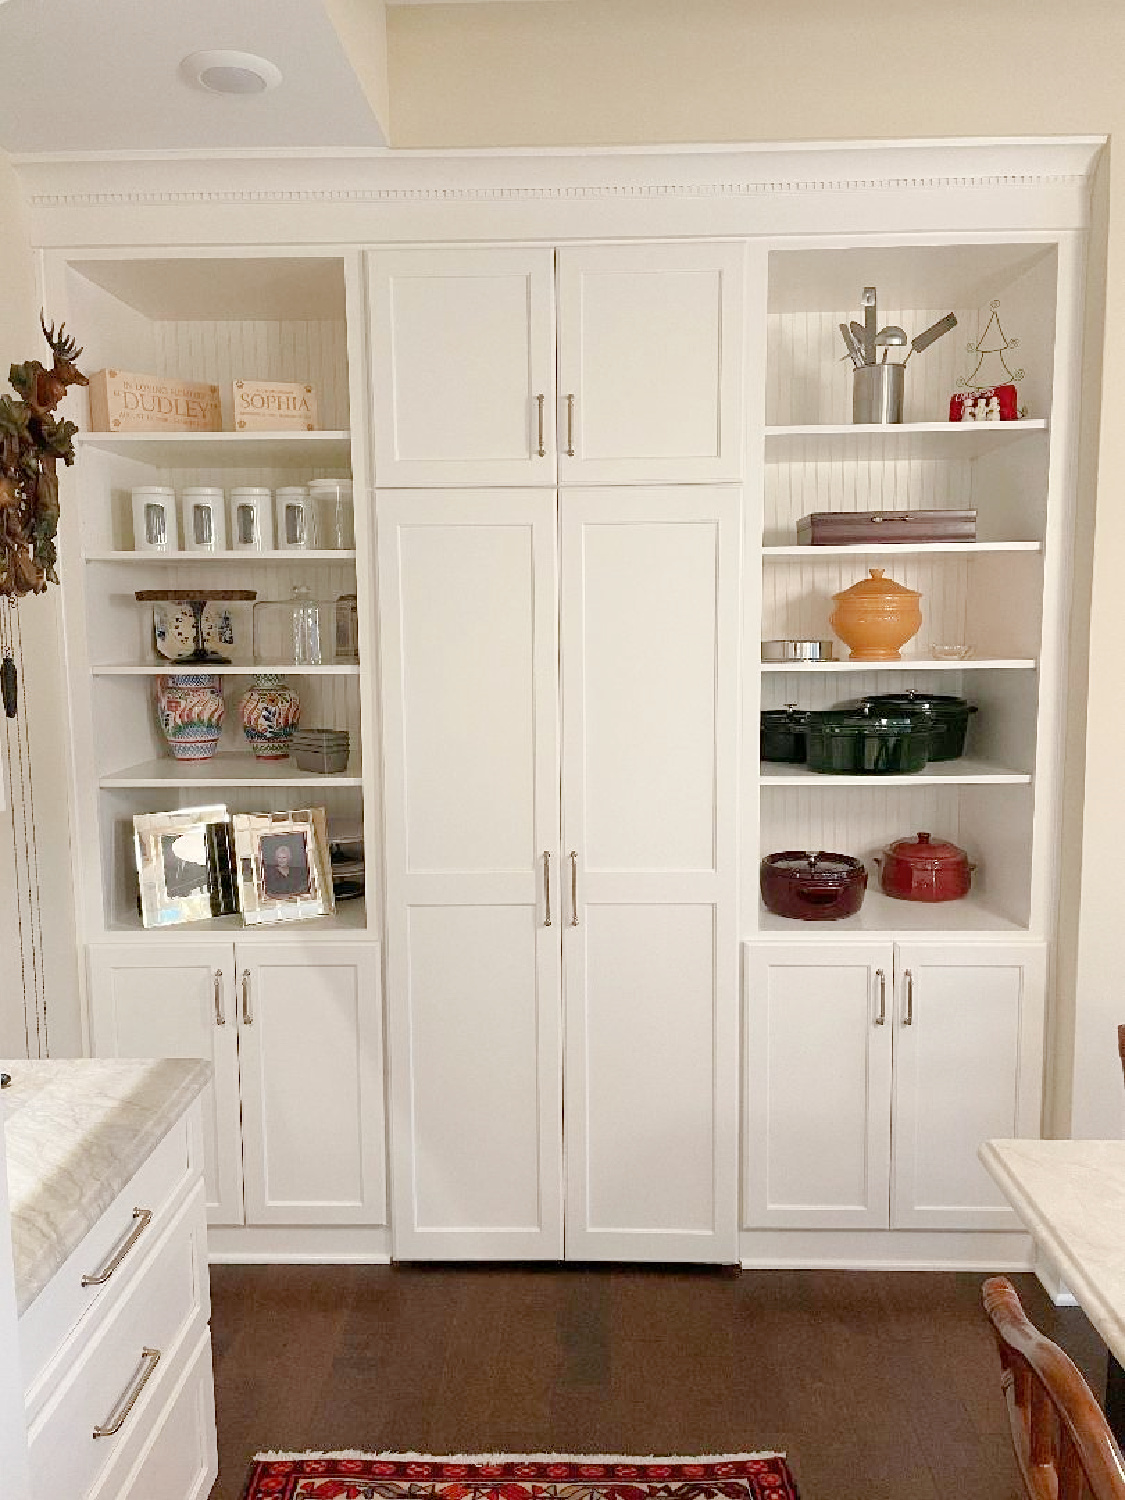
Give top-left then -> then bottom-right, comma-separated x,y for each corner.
930,644 -> 973,660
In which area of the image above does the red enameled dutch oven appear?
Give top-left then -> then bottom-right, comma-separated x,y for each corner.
876,830 -> 975,902
760,850 -> 867,921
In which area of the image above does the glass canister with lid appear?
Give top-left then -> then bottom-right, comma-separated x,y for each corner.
309,478 -> 355,550
253,586 -> 338,666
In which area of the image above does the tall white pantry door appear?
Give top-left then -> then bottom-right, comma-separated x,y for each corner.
377,490 -> 564,1258
560,486 -> 741,1261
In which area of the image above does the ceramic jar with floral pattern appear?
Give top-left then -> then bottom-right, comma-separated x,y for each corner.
155,673 -> 226,760
239,673 -> 300,760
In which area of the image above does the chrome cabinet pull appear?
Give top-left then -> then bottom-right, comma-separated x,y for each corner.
569,850 -> 579,926
874,968 -> 886,1026
543,850 -> 552,926
81,1208 -> 153,1288
565,393 -> 575,457
241,968 -> 253,1026
213,968 -> 225,1027
92,1347 -> 161,1438
903,968 -> 914,1026
536,393 -> 546,457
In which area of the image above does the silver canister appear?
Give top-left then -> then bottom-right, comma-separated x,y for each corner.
852,363 -> 905,424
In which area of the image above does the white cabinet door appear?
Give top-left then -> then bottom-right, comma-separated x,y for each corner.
891,940 -> 1046,1231
743,942 -> 894,1230
557,241 -> 745,484
369,248 -> 556,486
236,941 -> 386,1226
86,944 -> 243,1227
560,486 -> 740,1261
378,489 -> 563,1258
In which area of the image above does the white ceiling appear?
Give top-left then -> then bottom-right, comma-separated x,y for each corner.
0,0 -> 387,153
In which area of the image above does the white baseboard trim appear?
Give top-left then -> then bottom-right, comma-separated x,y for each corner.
739,1227 -> 1035,1271
207,1223 -> 393,1263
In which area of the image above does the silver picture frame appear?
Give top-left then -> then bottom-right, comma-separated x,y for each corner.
232,807 -> 335,926
133,804 -> 232,928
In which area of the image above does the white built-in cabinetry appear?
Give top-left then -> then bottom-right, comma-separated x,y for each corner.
31,139 -> 1095,1268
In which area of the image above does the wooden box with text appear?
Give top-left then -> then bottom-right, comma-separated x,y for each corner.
233,380 -> 319,431
87,368 -> 222,432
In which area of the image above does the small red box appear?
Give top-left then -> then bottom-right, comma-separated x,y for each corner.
949,384 -> 1020,422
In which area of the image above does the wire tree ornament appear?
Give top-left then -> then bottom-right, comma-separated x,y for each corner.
957,300 -> 1025,390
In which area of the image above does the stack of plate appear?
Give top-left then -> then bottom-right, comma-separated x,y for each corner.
292,728 -> 350,774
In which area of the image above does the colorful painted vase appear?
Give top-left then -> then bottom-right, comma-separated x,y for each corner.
239,673 -> 300,760
155,673 -> 226,761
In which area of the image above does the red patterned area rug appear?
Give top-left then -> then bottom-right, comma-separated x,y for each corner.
242,1451 -> 801,1500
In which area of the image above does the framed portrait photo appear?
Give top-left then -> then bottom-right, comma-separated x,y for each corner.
232,807 -> 334,926
133,804 -> 235,928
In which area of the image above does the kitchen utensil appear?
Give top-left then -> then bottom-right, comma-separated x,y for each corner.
853,361 -> 905,423
876,829 -> 974,902
135,589 -> 256,665
805,708 -> 932,775
761,638 -> 835,662
862,287 -> 877,367
862,690 -> 977,761
839,322 -> 865,368
875,325 -> 908,362
760,850 -> 868,921
797,509 -> 976,545
904,311 -> 958,363
292,728 -> 351,775
830,568 -> 922,659
760,705 -> 811,762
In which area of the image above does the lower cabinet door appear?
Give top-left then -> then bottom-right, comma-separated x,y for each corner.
235,941 -> 387,1226
891,940 -> 1046,1230
86,945 -> 244,1227
743,941 -> 894,1230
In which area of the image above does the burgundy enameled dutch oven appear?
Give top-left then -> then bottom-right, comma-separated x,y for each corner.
876,830 -> 975,902
760,850 -> 867,921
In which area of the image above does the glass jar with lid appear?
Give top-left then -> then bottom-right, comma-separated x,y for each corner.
309,478 -> 354,550
253,586 -> 338,666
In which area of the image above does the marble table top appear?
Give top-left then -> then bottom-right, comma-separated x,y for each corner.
1,1057 -> 211,1315
981,1138 -> 1125,1364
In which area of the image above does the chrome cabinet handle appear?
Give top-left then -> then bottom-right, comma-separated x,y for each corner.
903,968 -> 914,1026
543,850 -> 552,926
565,393 -> 575,457
874,968 -> 886,1026
569,850 -> 579,926
536,393 -> 546,457
81,1208 -> 153,1287
241,968 -> 253,1026
92,1347 -> 161,1438
213,968 -> 225,1027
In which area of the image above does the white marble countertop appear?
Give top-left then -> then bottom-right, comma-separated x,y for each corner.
980,1138 -> 1125,1364
1,1057 -> 211,1316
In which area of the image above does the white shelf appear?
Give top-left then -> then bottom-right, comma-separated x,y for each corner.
104,896 -> 370,941
761,658 -> 1036,673
84,550 -> 357,564
763,542 -> 1042,558
764,419 -> 1048,462
760,758 -> 1031,787
100,752 -> 362,789
91,663 -> 362,676
756,889 -> 1026,936
75,430 -> 352,466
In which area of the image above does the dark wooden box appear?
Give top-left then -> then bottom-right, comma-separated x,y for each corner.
796,509 -> 977,545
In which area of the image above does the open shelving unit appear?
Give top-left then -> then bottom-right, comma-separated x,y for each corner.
750,236 -> 1075,937
51,250 -> 377,942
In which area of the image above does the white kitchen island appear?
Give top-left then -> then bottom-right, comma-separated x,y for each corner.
1,1057 -> 216,1500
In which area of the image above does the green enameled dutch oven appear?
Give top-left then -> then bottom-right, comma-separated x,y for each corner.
861,691 -> 977,761
760,704 -> 812,763
806,708 -> 932,775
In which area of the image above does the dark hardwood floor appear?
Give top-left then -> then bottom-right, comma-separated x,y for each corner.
209,1264 -> 1106,1500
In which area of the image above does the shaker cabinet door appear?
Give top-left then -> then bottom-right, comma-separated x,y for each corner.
890,940 -> 1046,1231
235,941 -> 387,1227
743,941 -> 894,1230
86,943 -> 244,1227
556,241 -> 745,483
378,489 -> 564,1258
560,486 -> 741,1261
368,247 -> 556,486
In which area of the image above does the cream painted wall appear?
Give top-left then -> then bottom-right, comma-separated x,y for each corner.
384,0 -> 1124,1137
0,150 -> 81,1060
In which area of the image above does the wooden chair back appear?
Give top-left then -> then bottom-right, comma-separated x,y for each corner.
983,1277 -> 1125,1500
